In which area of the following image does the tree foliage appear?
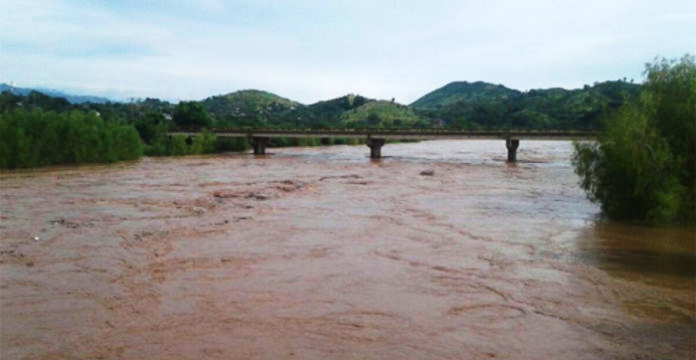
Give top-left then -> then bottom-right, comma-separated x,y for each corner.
132,111 -> 166,144
190,129 -> 217,155
0,109 -> 142,169
173,101 -> 211,127
573,55 -> 695,225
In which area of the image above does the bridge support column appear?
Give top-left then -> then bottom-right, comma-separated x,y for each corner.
506,139 -> 519,162
366,138 -> 385,159
250,137 -> 269,155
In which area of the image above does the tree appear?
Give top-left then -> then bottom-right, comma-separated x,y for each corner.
643,55 -> 696,195
573,55 -> 695,225
133,111 -> 165,144
173,101 -> 211,128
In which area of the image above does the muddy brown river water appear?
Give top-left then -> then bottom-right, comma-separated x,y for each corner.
1,140 -> 694,359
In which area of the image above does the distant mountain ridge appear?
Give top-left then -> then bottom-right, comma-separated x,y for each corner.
411,80 -> 641,129
0,83 -> 112,104
1,80 -> 642,129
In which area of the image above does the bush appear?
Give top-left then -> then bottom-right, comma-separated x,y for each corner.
190,129 -> 217,155
168,135 -> 190,156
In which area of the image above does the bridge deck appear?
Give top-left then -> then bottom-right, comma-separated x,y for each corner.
168,128 -> 597,140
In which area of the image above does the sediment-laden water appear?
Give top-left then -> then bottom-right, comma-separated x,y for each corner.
1,140 -> 694,359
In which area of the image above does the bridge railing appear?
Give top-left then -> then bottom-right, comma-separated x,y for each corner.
169,126 -> 597,137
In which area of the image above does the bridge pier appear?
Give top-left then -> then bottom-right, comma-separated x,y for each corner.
366,138 -> 385,159
250,137 -> 269,155
506,139 -> 519,162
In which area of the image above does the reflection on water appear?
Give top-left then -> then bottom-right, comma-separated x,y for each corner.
579,222 -> 696,284
1,140 -> 694,359
593,248 -> 695,279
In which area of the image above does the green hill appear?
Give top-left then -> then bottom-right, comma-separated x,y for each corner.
200,92 -> 427,129
237,94 -> 372,128
294,94 -> 372,126
413,80 -> 641,129
200,90 -> 299,122
411,81 -> 521,110
340,100 -> 427,127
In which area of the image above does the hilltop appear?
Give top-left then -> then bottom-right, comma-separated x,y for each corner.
201,90 -> 299,121
340,100 -> 426,127
293,94 -> 373,127
411,81 -> 521,110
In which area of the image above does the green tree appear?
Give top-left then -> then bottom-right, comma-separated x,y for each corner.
573,55 -> 695,225
644,55 -> 696,204
133,111 -> 165,144
111,125 -> 143,160
173,101 -> 212,128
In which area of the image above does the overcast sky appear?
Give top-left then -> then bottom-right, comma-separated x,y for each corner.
1,0 -> 694,104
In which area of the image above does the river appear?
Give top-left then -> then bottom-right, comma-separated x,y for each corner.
1,140 -> 694,359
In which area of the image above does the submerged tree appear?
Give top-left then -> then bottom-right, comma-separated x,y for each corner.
573,55 -> 695,225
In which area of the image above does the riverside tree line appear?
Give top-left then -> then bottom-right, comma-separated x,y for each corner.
0,97 -> 247,170
1,55 -> 694,225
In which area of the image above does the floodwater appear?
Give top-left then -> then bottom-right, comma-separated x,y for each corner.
1,140 -> 694,359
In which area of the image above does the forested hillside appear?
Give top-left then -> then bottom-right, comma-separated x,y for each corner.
412,80 -> 641,129
201,90 -> 299,126
203,93 -> 371,128
340,101 -> 428,128
411,81 -> 520,110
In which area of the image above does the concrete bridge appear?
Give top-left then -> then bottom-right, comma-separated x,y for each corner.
168,128 -> 596,162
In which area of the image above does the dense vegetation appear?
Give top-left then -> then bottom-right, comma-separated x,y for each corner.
203,92 -> 374,128
0,109 -> 142,169
573,55 -> 695,226
412,80 -> 641,130
201,89 -> 299,126
340,101 -> 429,128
